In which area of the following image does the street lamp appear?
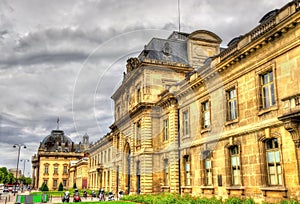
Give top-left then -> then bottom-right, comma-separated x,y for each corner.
20,159 -> 29,192
13,144 -> 26,195
20,159 -> 30,177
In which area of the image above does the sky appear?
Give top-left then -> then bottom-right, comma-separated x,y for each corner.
0,0 -> 290,177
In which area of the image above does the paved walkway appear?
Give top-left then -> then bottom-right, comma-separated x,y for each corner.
0,191 -> 29,204
0,191 -> 113,204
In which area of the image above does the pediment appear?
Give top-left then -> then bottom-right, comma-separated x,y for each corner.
189,30 -> 222,44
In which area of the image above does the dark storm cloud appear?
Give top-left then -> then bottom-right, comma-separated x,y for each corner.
0,51 -> 90,67
0,0 -> 290,172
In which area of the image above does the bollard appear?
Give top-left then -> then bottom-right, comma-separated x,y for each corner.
5,196 -> 7,204
15,195 -> 21,204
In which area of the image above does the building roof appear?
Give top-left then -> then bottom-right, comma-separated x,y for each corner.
139,36 -> 188,64
39,129 -> 73,152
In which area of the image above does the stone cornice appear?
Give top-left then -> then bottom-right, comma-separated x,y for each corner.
174,5 -> 300,99
156,92 -> 178,109
111,59 -> 193,101
110,102 -> 155,131
180,118 -> 282,150
87,133 -> 113,152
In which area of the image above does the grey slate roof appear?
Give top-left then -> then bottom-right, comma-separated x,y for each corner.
139,34 -> 189,64
40,129 -> 74,152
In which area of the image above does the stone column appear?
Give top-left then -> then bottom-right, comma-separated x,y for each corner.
283,119 -> 300,184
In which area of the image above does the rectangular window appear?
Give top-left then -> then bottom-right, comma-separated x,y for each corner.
117,135 -> 120,150
137,88 -> 141,103
44,180 -> 48,185
184,156 -> 191,186
261,71 -> 276,108
202,101 -> 210,129
266,138 -> 282,185
53,179 -> 57,188
230,146 -> 241,185
104,151 -> 107,163
163,118 -> 169,141
117,106 -> 120,119
164,159 -> 169,186
227,88 -> 238,121
63,166 -> 68,174
136,120 -> 141,144
54,166 -> 58,175
108,149 -> 111,161
205,159 -> 213,186
63,180 -> 67,187
183,110 -> 189,136
44,166 -> 49,174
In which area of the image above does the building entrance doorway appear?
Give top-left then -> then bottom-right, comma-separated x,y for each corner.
124,143 -> 131,194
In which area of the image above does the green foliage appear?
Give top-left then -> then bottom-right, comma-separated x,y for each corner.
29,190 -> 300,204
19,175 -> 31,185
281,200 -> 300,204
25,177 -> 32,185
244,198 -> 255,204
73,182 -> 77,189
122,193 -> 223,204
225,197 -> 243,204
39,183 -> 49,191
0,167 -> 15,184
58,182 -> 64,191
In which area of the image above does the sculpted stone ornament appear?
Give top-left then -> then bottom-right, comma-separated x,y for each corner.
126,57 -> 140,73
162,42 -> 172,55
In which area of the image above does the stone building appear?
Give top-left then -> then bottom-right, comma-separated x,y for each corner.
68,157 -> 88,189
31,129 -> 89,190
87,133 -> 113,192
105,1 -> 300,203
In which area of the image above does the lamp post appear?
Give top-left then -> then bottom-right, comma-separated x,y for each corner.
20,159 -> 29,192
13,144 -> 26,195
20,159 -> 30,177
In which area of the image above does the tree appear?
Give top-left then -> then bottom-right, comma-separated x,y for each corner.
0,167 -> 16,184
25,177 -> 32,185
73,183 -> 77,189
40,183 -> 49,191
19,176 -> 32,185
58,182 -> 64,191
6,173 -> 15,184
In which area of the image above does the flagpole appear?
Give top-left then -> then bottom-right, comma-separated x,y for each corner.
57,117 -> 60,130
178,0 -> 181,32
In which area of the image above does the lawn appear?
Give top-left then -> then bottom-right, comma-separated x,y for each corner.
55,202 -> 135,204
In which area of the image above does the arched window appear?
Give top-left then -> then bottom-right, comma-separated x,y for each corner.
184,155 -> 191,186
203,151 -> 213,186
229,145 -> 241,185
164,159 -> 169,186
265,138 -> 282,185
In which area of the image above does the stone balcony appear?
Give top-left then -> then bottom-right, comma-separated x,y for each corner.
278,94 -> 300,147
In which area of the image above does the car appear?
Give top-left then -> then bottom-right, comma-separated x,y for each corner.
3,187 -> 9,193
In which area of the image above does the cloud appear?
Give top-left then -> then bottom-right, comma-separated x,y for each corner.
0,0 -> 290,175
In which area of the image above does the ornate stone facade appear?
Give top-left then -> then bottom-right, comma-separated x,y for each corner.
87,133 -> 113,192
31,129 -> 88,190
88,1 -> 300,203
